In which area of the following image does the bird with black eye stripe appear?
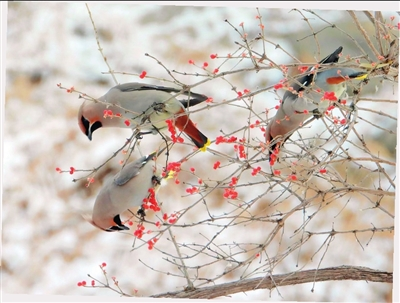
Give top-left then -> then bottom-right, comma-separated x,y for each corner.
265,46 -> 368,161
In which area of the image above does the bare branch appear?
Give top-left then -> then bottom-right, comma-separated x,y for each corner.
152,266 -> 392,299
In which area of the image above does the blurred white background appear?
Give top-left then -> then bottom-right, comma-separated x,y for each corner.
2,2 -> 398,302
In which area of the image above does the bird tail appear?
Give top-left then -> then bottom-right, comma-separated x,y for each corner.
173,109 -> 210,152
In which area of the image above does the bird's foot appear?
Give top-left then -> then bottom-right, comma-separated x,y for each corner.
137,207 -> 146,220
312,108 -> 324,119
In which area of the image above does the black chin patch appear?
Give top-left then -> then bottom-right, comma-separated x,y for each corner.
89,121 -> 102,138
113,214 -> 124,226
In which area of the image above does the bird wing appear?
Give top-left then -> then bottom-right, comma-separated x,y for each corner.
113,151 -> 158,186
117,82 -> 208,108
289,46 -> 344,93
113,156 -> 150,186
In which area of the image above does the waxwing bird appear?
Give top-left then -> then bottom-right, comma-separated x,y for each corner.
87,147 -> 167,232
78,82 -> 211,151
265,46 -> 368,159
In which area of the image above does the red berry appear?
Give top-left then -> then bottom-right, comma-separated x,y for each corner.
273,169 -> 281,176
139,71 -> 147,79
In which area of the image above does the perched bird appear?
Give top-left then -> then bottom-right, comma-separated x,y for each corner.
265,46 -> 368,159
78,82 -> 211,151
86,147 -> 167,232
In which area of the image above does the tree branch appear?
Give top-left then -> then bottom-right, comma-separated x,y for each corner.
151,265 -> 392,299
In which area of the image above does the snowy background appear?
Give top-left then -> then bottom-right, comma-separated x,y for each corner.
2,2 -> 399,302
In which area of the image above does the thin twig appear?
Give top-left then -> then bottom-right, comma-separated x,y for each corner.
85,3 -> 118,85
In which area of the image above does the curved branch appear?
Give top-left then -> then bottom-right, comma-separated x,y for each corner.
151,265 -> 392,299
